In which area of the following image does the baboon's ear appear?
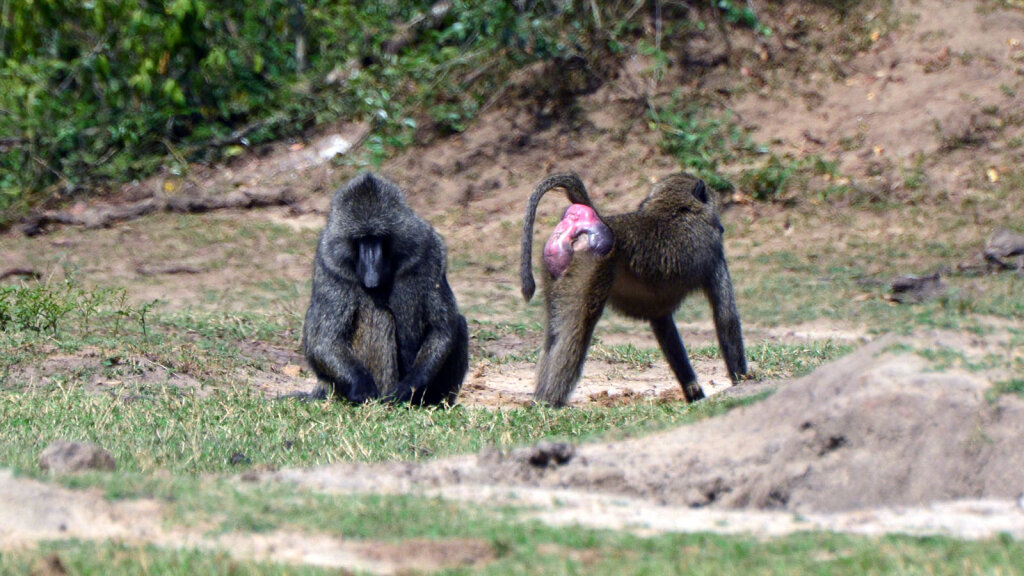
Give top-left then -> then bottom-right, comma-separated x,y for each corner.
692,179 -> 710,204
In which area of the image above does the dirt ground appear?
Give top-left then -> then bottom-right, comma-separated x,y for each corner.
2,0 -> 1024,572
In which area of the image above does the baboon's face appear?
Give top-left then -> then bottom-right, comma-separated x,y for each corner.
353,235 -> 392,290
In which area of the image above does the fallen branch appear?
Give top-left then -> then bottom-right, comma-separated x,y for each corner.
0,137 -> 26,151
20,187 -> 297,236
135,263 -> 206,276
0,268 -> 41,281
890,271 -> 946,304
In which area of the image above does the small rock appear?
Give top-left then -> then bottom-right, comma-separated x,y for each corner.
527,441 -> 576,468
30,553 -> 67,576
39,440 -> 116,474
890,272 -> 946,303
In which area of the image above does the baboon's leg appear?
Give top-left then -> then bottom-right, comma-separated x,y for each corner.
651,315 -> 705,402
411,315 -> 469,407
707,262 -> 748,382
534,301 -> 604,407
534,260 -> 612,407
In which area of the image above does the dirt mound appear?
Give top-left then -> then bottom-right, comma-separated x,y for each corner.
531,334 -> 1024,513
274,333 -> 1024,514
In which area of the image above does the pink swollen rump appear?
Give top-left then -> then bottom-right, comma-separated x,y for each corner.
543,204 -> 613,277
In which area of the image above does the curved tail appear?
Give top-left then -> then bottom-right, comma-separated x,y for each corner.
520,173 -> 597,301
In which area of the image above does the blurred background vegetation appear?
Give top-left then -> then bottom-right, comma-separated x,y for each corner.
0,0 -> 770,229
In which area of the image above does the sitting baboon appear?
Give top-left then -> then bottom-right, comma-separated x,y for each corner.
521,172 -> 747,407
301,173 -> 468,405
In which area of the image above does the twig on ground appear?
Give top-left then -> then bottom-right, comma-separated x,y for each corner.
20,187 -> 297,236
0,268 -> 41,281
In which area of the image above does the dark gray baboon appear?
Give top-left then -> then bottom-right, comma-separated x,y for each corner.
521,172 -> 747,407
302,173 -> 468,405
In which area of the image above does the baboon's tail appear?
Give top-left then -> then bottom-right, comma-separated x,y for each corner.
520,173 -> 596,301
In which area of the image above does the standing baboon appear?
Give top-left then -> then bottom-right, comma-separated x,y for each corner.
302,173 -> 468,405
521,172 -> 747,407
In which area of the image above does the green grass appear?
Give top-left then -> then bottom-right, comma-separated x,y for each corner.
0,542 -> 336,575
0,274 -> 847,478
2,505 -> 1023,575
649,93 -> 757,192
745,340 -> 854,379
717,246 -> 1024,332
0,387 -> 767,477
987,378 -> 1024,402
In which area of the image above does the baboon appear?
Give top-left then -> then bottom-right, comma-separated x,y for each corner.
521,172 -> 747,407
301,173 -> 468,405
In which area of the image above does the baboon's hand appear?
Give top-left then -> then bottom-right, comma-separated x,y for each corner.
382,384 -> 414,404
543,204 -> 613,278
346,372 -> 380,404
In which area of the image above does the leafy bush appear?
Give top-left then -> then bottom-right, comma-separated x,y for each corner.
1,1 -> 311,219
0,1 -> 781,226
0,1 -> 606,226
741,155 -> 794,201
0,278 -> 151,338
649,93 -> 755,191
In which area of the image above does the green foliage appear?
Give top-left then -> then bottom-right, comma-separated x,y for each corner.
0,278 -> 147,338
987,378 -> 1024,403
0,0 -> 791,227
740,154 -> 842,201
740,154 -> 794,201
1,0 -> 308,220
0,1 -> 601,226
649,95 -> 755,192
715,0 -> 773,37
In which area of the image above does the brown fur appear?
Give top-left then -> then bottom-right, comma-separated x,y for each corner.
521,172 -> 747,407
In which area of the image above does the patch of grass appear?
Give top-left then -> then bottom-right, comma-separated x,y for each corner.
1,298 -> 305,394
902,153 -> 929,191
6,494 -> 1024,575
649,93 -> 758,191
0,279 -> 146,338
0,387 -> 757,477
470,319 -> 543,363
914,347 -> 1004,373
744,340 -> 854,379
0,541 -> 335,575
589,343 -> 659,368
169,480 -> 511,538
987,378 -> 1024,402
881,342 -> 915,355
721,234 -> 1023,332
740,155 -> 796,201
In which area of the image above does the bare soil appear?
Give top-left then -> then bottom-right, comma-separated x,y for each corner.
2,0 -> 1024,572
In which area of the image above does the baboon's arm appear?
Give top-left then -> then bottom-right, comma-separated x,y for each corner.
303,295 -> 378,402
385,273 -> 463,402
